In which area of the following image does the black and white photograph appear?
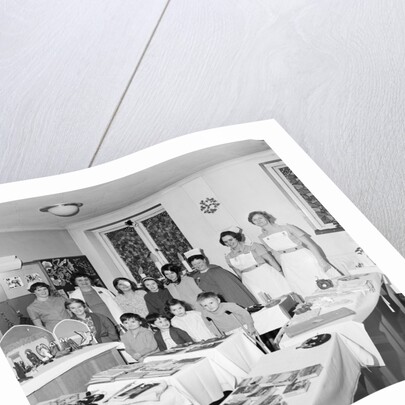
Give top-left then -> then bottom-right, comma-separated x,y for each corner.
5,276 -> 23,290
1,124 -> 405,405
24,274 -> 42,285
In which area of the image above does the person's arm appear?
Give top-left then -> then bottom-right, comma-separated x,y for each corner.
253,243 -> 282,272
174,327 -> 194,344
100,314 -> 119,341
200,312 -> 221,337
138,329 -> 159,356
32,319 -> 44,327
228,303 -> 256,335
27,306 -> 44,328
287,225 -> 331,272
121,333 -> 142,360
154,331 -> 166,351
144,294 -> 158,314
225,256 -> 242,279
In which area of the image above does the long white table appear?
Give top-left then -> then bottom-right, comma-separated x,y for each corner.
229,333 -> 363,405
251,299 -> 292,335
144,331 -> 264,390
279,273 -> 384,366
22,342 -> 125,404
88,357 -> 223,405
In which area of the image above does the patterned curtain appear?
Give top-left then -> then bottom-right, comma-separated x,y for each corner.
105,226 -> 160,282
278,166 -> 339,226
142,211 -> 192,267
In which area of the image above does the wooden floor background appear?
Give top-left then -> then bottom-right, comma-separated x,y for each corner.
1,1 -> 405,256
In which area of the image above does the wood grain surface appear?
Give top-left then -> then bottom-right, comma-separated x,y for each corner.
0,0 -> 168,180
1,0 -> 405,255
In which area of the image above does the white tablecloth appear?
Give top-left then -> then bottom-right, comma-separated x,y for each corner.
305,272 -> 382,322
37,384 -> 191,405
246,333 -> 362,405
280,320 -> 384,367
252,295 -> 295,334
22,342 -> 122,396
280,273 -> 384,366
144,331 -> 264,390
88,357 -> 223,405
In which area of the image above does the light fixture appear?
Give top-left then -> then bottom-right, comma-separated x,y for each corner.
39,203 -> 83,217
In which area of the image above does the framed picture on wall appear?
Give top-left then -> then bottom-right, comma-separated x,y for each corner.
260,160 -> 343,234
0,263 -> 46,300
40,256 -> 106,295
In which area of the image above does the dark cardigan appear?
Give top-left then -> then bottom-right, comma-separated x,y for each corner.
144,288 -> 174,315
153,326 -> 193,351
73,312 -> 119,343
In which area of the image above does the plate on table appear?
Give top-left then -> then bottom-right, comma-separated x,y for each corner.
264,299 -> 281,308
247,304 -> 264,313
297,333 -> 331,349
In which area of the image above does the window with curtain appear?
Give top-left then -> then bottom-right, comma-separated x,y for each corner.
104,208 -> 192,283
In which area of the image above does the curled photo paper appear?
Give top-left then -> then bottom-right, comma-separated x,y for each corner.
0,120 -> 404,405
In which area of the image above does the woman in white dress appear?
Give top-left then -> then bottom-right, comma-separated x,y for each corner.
220,229 -> 292,304
248,211 -> 342,297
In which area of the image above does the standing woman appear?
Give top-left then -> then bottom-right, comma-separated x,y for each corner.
185,249 -> 257,308
27,282 -> 70,331
248,211 -> 341,297
113,277 -> 148,318
161,264 -> 203,310
143,277 -> 174,315
220,229 -> 292,303
69,273 -> 123,327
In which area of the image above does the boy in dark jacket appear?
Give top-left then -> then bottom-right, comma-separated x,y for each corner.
145,313 -> 193,351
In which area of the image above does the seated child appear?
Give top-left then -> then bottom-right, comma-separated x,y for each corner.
120,313 -> 159,361
197,292 -> 256,336
65,298 -> 119,343
145,313 -> 194,351
165,299 -> 216,341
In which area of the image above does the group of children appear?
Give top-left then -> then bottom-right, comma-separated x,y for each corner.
119,291 -> 256,361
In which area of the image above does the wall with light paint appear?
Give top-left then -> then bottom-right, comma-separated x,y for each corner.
69,150 -> 362,286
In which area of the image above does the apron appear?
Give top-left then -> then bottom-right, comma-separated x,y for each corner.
262,231 -> 330,297
230,251 -> 292,303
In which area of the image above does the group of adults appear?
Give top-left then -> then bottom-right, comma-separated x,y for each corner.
26,211 -> 342,339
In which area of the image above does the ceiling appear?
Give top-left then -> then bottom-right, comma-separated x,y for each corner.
0,140 -> 269,232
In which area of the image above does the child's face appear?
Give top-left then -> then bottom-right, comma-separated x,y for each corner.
68,302 -> 86,317
144,280 -> 159,292
200,297 -> 220,312
164,270 -> 178,282
170,303 -> 186,317
153,317 -> 171,330
123,318 -> 141,331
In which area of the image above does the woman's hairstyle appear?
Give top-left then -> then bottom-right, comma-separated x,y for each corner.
113,277 -> 139,294
161,263 -> 182,283
70,272 -> 94,285
247,211 -> 276,225
219,230 -> 243,246
64,298 -> 88,310
186,254 -> 207,265
196,292 -> 220,302
28,282 -> 51,294
142,277 -> 165,291
120,312 -> 148,327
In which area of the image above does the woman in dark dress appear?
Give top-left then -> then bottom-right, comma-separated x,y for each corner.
142,277 -> 174,315
185,249 -> 257,308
